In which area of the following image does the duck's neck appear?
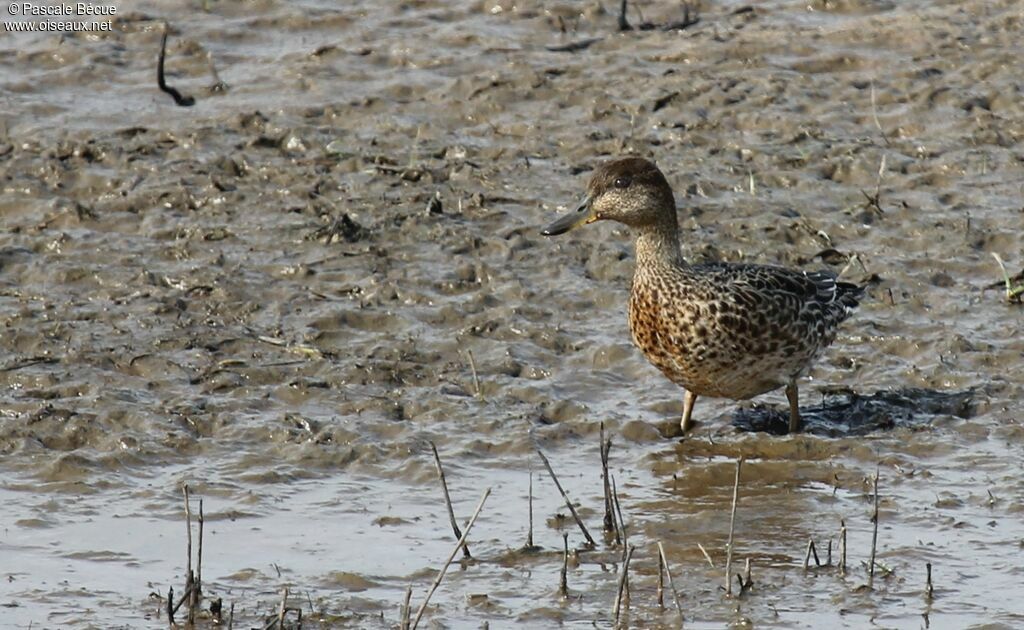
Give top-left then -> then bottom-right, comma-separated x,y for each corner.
634,221 -> 683,269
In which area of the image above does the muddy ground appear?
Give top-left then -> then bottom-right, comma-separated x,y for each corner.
2,0 -> 1023,627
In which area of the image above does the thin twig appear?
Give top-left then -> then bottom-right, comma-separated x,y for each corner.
697,543 -> 715,568
429,442 -> 471,558
868,467 -> 880,588
612,546 -> 636,625
724,458 -> 743,596
194,498 -> 204,621
182,484 -> 195,624
611,474 -> 627,553
524,467 -> 537,550
411,488 -> 491,630
465,350 -> 481,396
535,447 -> 596,547
870,80 -> 891,147
657,542 -> 684,624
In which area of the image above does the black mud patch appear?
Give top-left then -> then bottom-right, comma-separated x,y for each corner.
732,388 -> 976,437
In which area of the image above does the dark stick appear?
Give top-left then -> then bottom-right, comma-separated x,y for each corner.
612,545 -> 636,624
925,562 -> 934,600
171,581 -> 193,616
868,468 -> 880,588
657,548 -> 664,608
724,458 -> 743,595
535,447 -> 596,547
166,586 -> 174,626
228,602 -> 235,630
558,533 -> 569,598
657,542 -> 684,624
617,0 -> 631,31
803,540 -> 820,569
601,423 -> 614,533
827,539 -> 833,566
158,24 -> 196,107
430,442 -> 471,558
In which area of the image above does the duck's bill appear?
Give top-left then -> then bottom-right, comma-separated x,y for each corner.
541,196 -> 595,236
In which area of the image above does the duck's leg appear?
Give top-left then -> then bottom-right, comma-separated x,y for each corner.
785,379 -> 802,434
681,390 -> 698,433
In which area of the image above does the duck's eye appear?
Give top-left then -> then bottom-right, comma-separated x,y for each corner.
613,176 -> 631,189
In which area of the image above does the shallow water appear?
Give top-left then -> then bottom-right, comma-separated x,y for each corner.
2,0 -> 1024,627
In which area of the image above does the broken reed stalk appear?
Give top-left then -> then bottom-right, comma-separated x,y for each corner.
193,498 -> 204,622
182,484 -> 197,624
526,467 -> 535,549
465,349 -> 481,396
839,519 -> 847,576
611,474 -> 627,553
724,458 -> 743,596
657,542 -> 684,624
228,602 -> 235,630
400,586 -> 412,630
868,468 -> 880,588
657,549 -> 664,608
278,587 -> 289,628
411,487 -> 491,630
429,441 -> 471,558
925,562 -> 934,600
601,423 -> 614,534
535,447 -> 596,547
166,586 -> 173,626
612,545 -> 636,625
803,539 -> 821,570
559,533 -> 569,598
697,542 -> 715,568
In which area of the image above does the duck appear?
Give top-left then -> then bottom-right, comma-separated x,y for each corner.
542,157 -> 863,434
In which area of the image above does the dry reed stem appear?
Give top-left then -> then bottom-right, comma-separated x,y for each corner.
535,447 -> 596,547
839,519 -> 847,576
724,458 -> 743,596
601,423 -> 614,533
278,587 -> 289,628
411,487 -> 491,630
868,468 -> 880,588
697,543 -> 715,568
611,474 -> 627,555
465,349 -> 481,396
400,586 -> 412,630
657,542 -> 684,624
559,533 -> 569,598
429,441 -> 471,558
612,545 -> 636,625
926,562 -> 934,600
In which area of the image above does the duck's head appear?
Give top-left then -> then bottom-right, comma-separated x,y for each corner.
541,157 -> 676,236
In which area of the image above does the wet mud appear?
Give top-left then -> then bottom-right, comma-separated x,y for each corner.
733,387 -> 977,436
2,0 -> 1024,628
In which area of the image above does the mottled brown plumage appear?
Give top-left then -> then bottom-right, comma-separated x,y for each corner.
542,157 -> 863,433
